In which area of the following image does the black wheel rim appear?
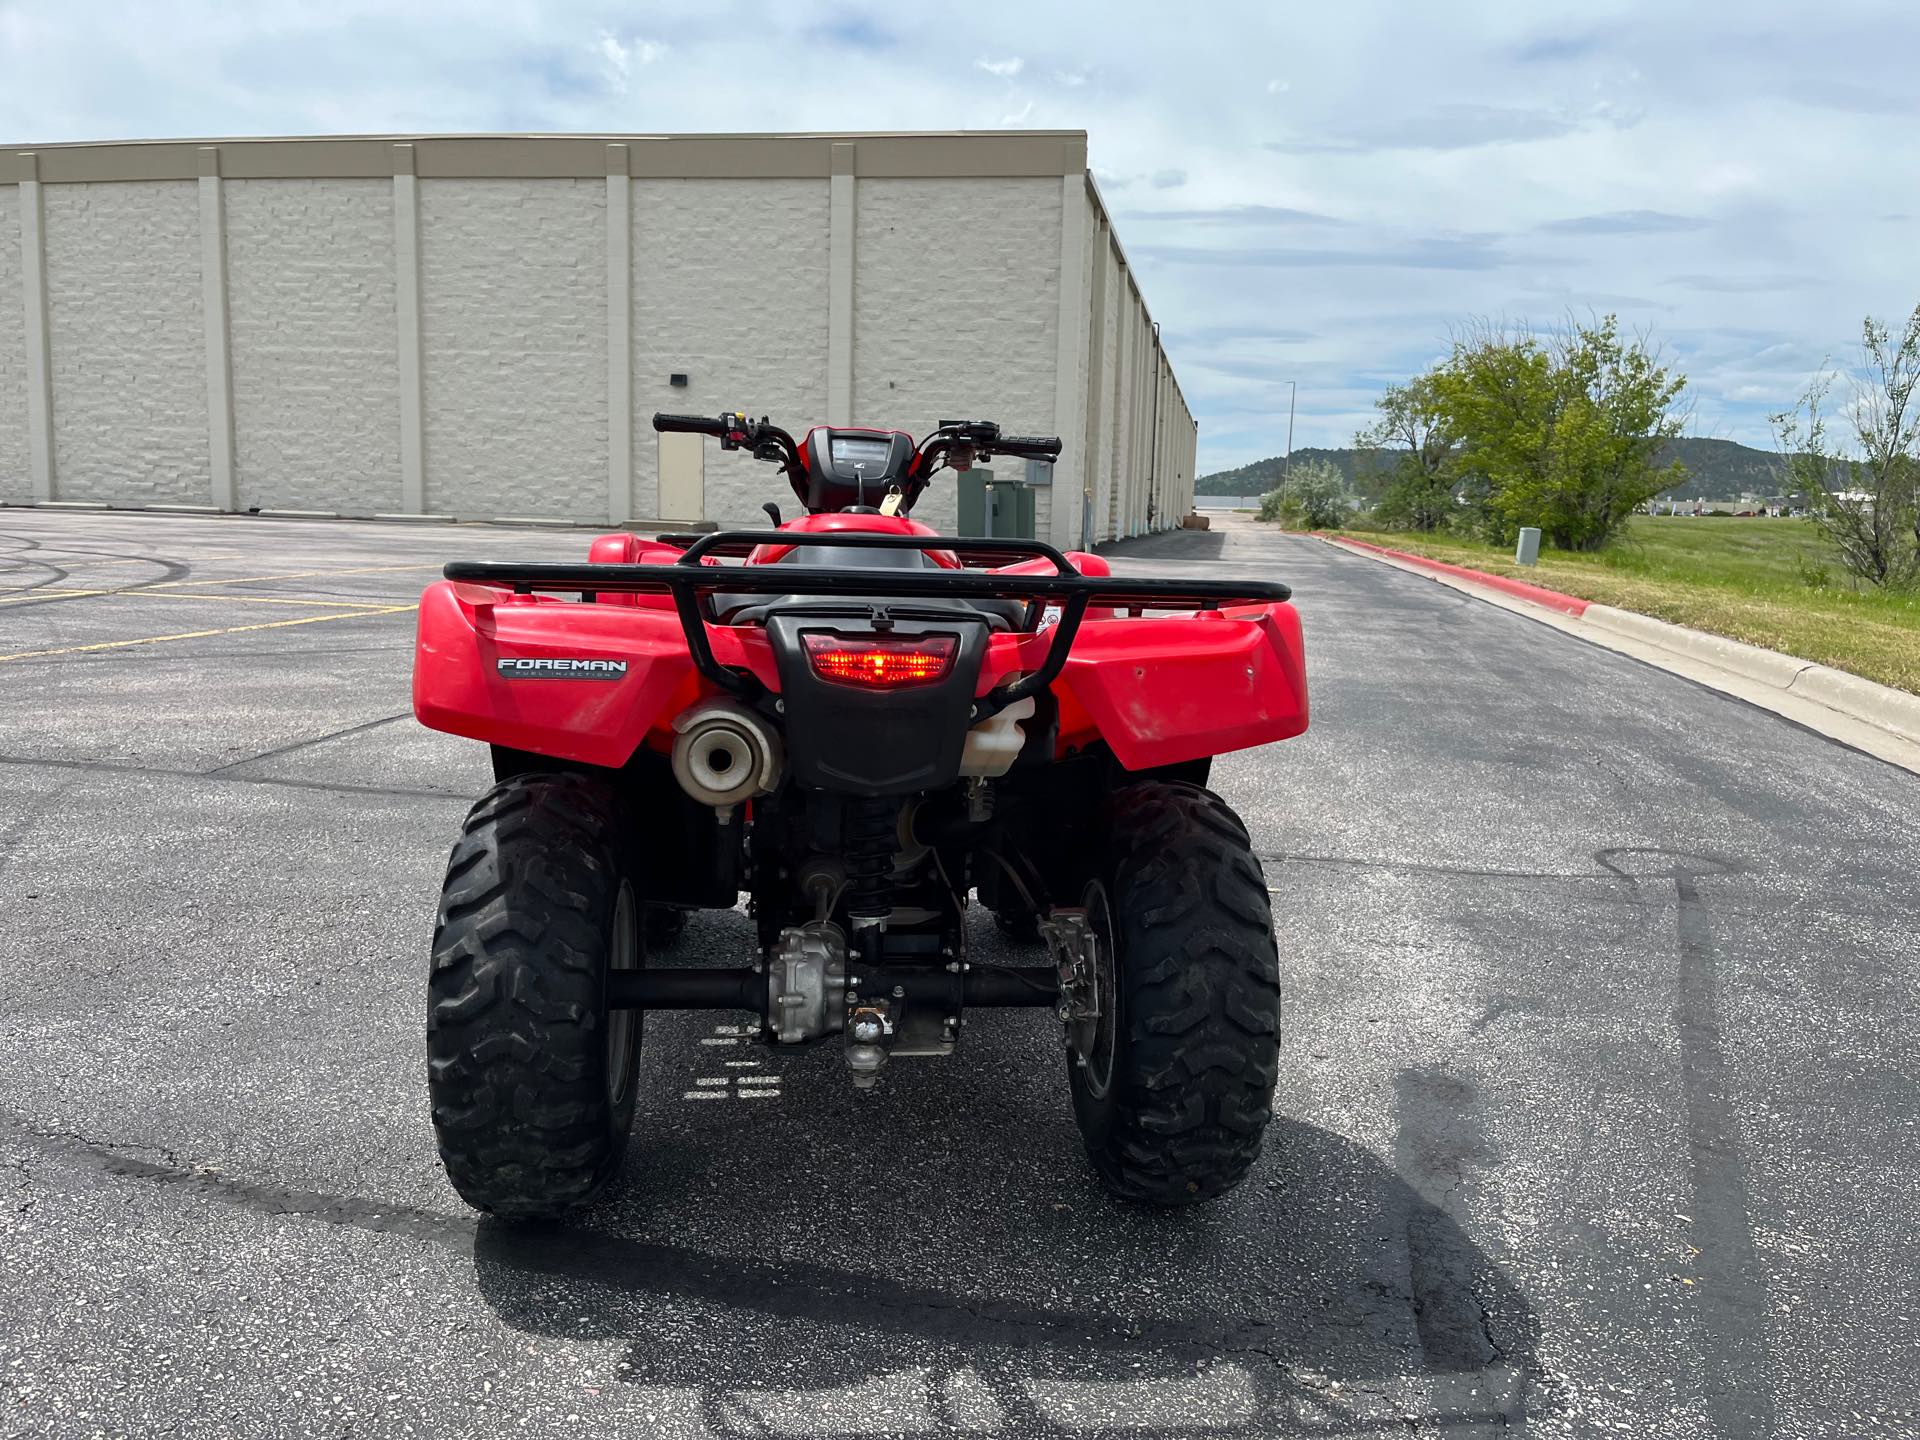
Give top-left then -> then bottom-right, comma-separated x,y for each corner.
606,881 -> 641,1108
1079,880 -> 1119,1100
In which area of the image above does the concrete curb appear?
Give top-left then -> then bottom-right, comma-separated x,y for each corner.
1329,535 -> 1592,616
1320,534 -> 1920,768
1579,604 -> 1814,691
1787,664 -> 1920,744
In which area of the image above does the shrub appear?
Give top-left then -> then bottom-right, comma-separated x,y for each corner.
1255,459 -> 1352,529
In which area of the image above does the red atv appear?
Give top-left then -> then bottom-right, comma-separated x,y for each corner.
414,412 -> 1308,1217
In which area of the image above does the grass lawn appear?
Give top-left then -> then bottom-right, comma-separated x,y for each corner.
1329,516 -> 1920,695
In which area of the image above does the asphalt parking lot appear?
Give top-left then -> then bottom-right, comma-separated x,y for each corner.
2,507 -> 1916,1439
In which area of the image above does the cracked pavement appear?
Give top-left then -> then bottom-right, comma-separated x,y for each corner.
1,509 -> 1917,1437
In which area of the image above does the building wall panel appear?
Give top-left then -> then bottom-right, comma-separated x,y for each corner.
0,187 -> 26,503
418,178 -> 606,520
1106,280 -> 1136,541
2,135 -> 1191,535
1092,245 -> 1121,542
225,179 -> 401,515
43,181 -> 209,505
631,178 -> 830,524
851,178 -> 1060,534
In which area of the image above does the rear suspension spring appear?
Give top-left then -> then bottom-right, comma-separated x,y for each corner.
843,798 -> 899,930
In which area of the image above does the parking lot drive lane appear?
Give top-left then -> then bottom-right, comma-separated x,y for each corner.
0,510 -> 1915,1437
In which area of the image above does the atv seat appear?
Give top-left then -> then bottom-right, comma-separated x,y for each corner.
710,543 -> 1030,632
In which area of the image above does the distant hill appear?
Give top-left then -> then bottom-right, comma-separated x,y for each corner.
1196,448 -> 1369,498
1198,437 -> 1792,503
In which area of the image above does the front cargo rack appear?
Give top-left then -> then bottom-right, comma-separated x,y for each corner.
444,529 -> 1293,722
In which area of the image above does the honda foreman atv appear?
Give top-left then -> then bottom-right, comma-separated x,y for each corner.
414,412 -> 1308,1217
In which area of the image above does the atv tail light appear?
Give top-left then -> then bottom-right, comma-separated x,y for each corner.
802,633 -> 957,688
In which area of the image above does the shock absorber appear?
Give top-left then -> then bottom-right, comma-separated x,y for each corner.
843,797 -> 898,962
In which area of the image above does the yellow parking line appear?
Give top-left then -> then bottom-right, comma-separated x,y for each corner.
0,588 -> 115,604
0,604 -> 419,663
153,592 -> 404,609
0,587 -> 397,610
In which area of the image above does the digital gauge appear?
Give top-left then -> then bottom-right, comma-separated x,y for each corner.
829,436 -> 894,468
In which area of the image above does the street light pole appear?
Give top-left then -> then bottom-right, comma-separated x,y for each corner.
1283,381 -> 1297,485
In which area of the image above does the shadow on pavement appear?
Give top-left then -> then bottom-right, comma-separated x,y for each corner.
473,1113 -> 1547,1435
1093,527 -> 1229,562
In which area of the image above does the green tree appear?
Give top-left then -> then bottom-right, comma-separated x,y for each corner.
1771,302 -> 1920,590
1354,374 -> 1458,531
1428,316 -> 1688,550
1258,458 -> 1351,529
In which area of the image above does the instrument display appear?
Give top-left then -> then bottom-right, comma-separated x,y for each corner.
829,436 -> 894,468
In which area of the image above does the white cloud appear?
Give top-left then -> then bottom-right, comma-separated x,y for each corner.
595,31 -> 665,92
0,0 -> 1911,471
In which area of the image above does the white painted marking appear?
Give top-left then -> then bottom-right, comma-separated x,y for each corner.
681,1091 -> 730,1102
723,1059 -> 763,1068
692,1077 -> 729,1087
735,1088 -> 781,1100
699,1037 -> 740,1047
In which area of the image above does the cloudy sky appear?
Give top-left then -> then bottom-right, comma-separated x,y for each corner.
4,0 -> 1915,474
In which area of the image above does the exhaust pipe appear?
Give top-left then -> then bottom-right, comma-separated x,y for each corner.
671,700 -> 782,809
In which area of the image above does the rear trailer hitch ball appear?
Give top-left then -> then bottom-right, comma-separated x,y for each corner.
845,1004 -> 893,1089
845,1042 -> 887,1089
671,700 -> 783,811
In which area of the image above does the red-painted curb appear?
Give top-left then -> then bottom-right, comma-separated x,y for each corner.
1326,536 -> 1591,617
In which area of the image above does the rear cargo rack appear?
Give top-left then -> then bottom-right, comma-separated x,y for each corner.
444,529 -> 1292,721
656,531 -> 1067,570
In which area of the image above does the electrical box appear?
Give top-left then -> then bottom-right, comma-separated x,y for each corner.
957,469 -> 1037,539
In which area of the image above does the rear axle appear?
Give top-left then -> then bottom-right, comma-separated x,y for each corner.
605,964 -> 1057,1012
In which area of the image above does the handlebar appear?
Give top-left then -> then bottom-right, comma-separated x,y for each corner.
653,411 -> 801,470
927,419 -> 1060,464
994,435 -> 1063,460
649,410 -> 1062,517
652,412 -> 728,437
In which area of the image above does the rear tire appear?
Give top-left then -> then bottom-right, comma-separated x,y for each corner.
427,772 -> 641,1218
1068,782 -> 1282,1205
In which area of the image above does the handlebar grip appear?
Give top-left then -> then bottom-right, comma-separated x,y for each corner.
995,436 -> 1063,459
652,412 -> 726,436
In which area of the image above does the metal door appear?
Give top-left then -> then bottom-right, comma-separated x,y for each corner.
657,432 -> 706,522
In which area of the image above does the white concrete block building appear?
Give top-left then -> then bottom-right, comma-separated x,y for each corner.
0,132 -> 1196,548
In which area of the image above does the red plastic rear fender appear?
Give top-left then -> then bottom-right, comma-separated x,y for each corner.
1052,603 -> 1308,770
414,581 -> 1308,772
413,582 -> 779,769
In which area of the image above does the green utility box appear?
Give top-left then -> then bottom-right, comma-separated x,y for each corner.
956,469 -> 1037,539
